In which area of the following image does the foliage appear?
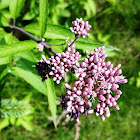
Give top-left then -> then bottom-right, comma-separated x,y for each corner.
46,78 -> 56,128
0,40 -> 37,58
9,0 -> 25,19
39,0 -> 49,37
0,0 -> 140,140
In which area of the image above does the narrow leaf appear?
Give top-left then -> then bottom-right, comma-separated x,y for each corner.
0,65 -> 10,86
0,118 -> 9,129
10,117 -> 16,125
18,117 -> 33,131
0,57 -> 11,65
88,0 -> 96,16
0,0 -> 9,10
9,0 -> 25,19
47,39 -> 65,53
11,57 -> 48,95
0,14 -> 8,27
24,23 -> 74,40
4,34 -> 20,44
75,41 -> 115,53
44,24 -> 74,40
0,40 -> 37,58
0,28 -> 7,39
46,78 -> 56,127
84,0 -> 96,17
24,23 -> 117,55
39,0 -> 49,37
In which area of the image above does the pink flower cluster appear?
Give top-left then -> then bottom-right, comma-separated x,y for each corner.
37,43 -> 44,52
60,83 -> 93,122
36,41 -> 81,84
36,18 -> 127,122
60,46 -> 127,121
70,18 -> 91,38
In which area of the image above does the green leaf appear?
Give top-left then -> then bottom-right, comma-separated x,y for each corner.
0,34 -> 19,46
75,41 -> 115,54
0,14 -> 8,27
11,57 -> 48,95
4,34 -> 20,44
0,9 -> 12,19
47,39 -> 65,53
0,28 -> 19,44
23,0 -> 38,20
0,40 -> 37,58
0,28 -> 7,39
0,118 -> 9,129
22,93 -> 32,103
15,50 -> 38,62
0,63 -> 10,90
23,11 -> 36,20
9,0 -> 25,19
24,23 -> 74,40
10,117 -> 16,125
39,0 -> 49,37
20,119 -> 33,131
0,0 -> 9,10
88,0 -> 96,16
136,72 -> 140,88
56,3 -> 71,18
0,65 -> 10,85
0,99 -> 32,118
45,78 -> 56,127
84,0 -> 96,17
24,23 -> 117,55
0,57 -> 11,65
47,39 -> 116,55
16,116 -> 33,131
58,9 -> 71,18
44,24 -> 74,40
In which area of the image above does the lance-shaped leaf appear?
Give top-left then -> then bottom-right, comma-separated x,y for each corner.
24,23 -> 74,40
0,99 -> 32,118
0,14 -> 8,27
0,118 -> 9,129
24,23 -> 118,56
0,0 -> 9,10
0,57 -> 11,65
24,23 -> 116,48
9,0 -> 25,19
46,78 -> 56,127
0,28 -> 7,39
46,39 -> 116,56
75,41 -> 116,56
39,0 -> 49,37
11,57 -> 48,96
0,40 -> 37,58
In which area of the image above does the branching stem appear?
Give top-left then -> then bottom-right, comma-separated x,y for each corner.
9,25 -> 40,42
9,25 -> 58,55
9,25 -> 79,59
68,35 -> 80,48
46,42 -> 66,46
40,42 -> 58,55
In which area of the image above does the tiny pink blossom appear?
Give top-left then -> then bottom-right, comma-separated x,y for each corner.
70,18 -> 91,38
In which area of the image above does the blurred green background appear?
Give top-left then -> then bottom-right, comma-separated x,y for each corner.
1,0 -> 140,139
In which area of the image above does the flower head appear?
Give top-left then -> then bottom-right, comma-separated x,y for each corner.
37,43 -> 44,52
70,18 -> 91,38
36,40 -> 81,83
61,46 -> 128,121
